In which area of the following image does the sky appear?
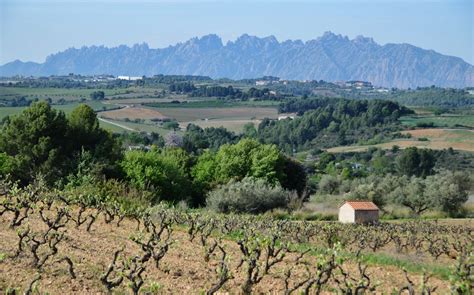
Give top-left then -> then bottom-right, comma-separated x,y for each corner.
0,0 -> 473,65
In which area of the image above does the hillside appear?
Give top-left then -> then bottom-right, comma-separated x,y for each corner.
1,32 -> 473,88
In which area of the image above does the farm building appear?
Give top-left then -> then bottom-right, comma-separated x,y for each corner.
338,200 -> 379,224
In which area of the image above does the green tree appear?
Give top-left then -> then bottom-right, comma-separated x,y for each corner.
163,121 -> 180,130
191,138 -> 306,197
393,177 -> 431,215
425,171 -> 471,216
242,122 -> 257,138
121,149 -> 191,203
396,147 -> 435,177
0,101 -> 68,184
90,91 -> 105,100
206,177 -> 289,214
67,104 -> 122,177
191,150 -> 217,192
0,152 -> 14,176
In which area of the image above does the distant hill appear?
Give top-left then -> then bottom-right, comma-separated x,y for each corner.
1,32 -> 473,88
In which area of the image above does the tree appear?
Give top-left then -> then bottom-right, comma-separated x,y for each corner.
206,177 -> 289,214
0,101 -> 69,184
392,176 -> 434,216
121,149 -> 192,203
0,152 -> 13,176
242,123 -> 257,138
182,124 -> 238,154
0,102 -> 121,185
191,138 -> 307,197
90,91 -> 105,100
191,150 -> 217,192
165,132 -> 183,148
396,147 -> 435,177
67,104 -> 122,177
425,171 -> 471,216
318,174 -> 340,194
163,121 -> 180,130
280,157 -> 307,197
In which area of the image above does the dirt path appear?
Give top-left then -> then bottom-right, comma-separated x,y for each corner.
98,117 -> 135,132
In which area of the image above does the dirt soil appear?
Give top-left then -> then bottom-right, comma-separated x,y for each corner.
0,209 -> 451,294
100,106 -> 168,120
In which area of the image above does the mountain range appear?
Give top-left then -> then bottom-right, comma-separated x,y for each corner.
1,32 -> 473,88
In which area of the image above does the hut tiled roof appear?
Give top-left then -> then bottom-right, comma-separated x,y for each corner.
341,200 -> 379,211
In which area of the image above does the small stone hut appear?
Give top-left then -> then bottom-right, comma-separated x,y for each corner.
338,200 -> 379,224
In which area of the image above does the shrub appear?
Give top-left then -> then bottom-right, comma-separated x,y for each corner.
318,174 -> 341,194
206,177 -> 289,214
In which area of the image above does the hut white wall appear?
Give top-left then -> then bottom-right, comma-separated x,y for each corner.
338,203 -> 355,223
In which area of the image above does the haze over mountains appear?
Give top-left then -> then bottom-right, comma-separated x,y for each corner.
1,32 -> 473,89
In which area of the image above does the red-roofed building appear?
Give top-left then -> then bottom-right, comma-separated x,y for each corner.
338,200 -> 379,224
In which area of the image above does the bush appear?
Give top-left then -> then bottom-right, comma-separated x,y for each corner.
318,174 -> 341,194
206,177 -> 289,214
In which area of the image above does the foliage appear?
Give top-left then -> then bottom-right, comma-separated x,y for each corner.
206,177 -> 289,213
183,124 -> 238,154
192,139 -> 306,197
0,102 -> 121,184
0,152 -> 14,176
121,148 -> 192,203
0,101 -> 69,184
260,98 -> 409,152
396,147 -> 436,177
90,90 -> 105,100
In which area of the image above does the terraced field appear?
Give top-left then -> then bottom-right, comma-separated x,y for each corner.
400,114 -> 474,128
328,128 -> 474,153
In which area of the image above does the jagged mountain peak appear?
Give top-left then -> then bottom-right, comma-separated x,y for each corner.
1,32 -> 473,88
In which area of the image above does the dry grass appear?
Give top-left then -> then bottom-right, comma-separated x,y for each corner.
99,106 -> 168,120
328,128 -> 474,153
156,107 -> 278,122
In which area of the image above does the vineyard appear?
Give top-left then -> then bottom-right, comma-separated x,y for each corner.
0,181 -> 473,294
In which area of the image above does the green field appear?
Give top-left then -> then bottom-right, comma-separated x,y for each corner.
0,86 -> 128,101
0,101 -> 120,120
400,114 -> 474,128
144,99 -> 279,108
98,117 -> 176,135
328,128 -> 474,153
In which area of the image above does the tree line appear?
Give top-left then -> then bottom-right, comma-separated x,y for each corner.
259,98 -> 412,152
0,102 -> 307,209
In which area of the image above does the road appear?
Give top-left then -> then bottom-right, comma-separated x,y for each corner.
98,117 -> 135,132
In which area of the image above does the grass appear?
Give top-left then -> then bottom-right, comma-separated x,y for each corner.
0,101 -> 120,120
328,128 -> 474,153
98,117 -> 175,135
224,218 -> 455,281
0,86 -> 125,101
291,241 -> 452,280
400,114 -> 474,128
145,100 -> 279,108
152,106 -> 278,122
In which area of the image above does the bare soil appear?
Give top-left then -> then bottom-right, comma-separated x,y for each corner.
0,210 -> 451,294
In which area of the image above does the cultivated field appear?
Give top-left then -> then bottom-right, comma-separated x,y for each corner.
157,107 -> 277,133
0,86 -> 124,102
328,128 -> 474,153
1,194 -> 471,294
99,106 -> 168,120
400,114 -> 474,128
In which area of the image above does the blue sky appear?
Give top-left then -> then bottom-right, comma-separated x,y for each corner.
0,0 -> 472,65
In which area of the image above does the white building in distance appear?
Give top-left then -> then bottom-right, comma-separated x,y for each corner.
117,76 -> 142,81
